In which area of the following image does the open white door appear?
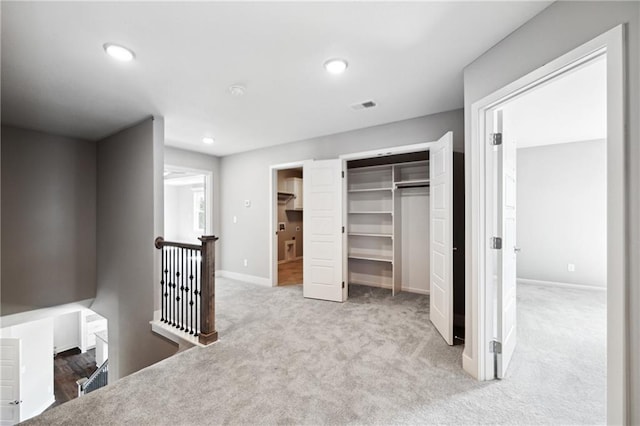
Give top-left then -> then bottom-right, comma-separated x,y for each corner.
303,159 -> 345,302
494,110 -> 517,378
429,131 -> 454,345
0,338 -> 21,426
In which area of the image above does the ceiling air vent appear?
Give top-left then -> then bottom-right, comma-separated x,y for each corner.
350,100 -> 377,110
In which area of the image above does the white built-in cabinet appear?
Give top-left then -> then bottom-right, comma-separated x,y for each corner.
285,177 -> 303,211
79,310 -> 107,353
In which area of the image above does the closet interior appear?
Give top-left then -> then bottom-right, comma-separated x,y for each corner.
345,150 -> 465,339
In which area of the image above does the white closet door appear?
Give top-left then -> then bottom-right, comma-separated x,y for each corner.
429,131 -> 454,345
0,338 -> 21,426
303,159 -> 345,302
494,110 -> 517,378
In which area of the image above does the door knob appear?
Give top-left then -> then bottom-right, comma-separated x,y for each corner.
9,400 -> 22,405
514,247 -> 521,253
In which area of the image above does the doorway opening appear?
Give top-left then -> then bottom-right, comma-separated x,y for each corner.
164,166 -> 212,244
489,54 -> 607,418
276,167 -> 304,286
468,25 -> 625,424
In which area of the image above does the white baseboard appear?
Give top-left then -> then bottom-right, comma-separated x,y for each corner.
401,286 -> 429,295
517,278 -> 606,291
216,270 -> 271,287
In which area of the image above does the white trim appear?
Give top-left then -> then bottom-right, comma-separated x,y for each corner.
466,25 -> 626,424
269,161 -> 307,287
217,270 -> 271,287
149,318 -> 207,349
517,278 -> 606,292
339,141 -> 434,161
0,299 -> 94,329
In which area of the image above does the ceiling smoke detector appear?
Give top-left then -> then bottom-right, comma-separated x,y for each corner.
350,100 -> 377,110
228,85 -> 246,96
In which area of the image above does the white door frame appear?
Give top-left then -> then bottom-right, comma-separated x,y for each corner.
269,161 -> 307,287
163,164 -> 214,236
466,25 -> 626,423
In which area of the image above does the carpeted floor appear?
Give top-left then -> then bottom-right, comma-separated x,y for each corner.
26,280 -> 606,425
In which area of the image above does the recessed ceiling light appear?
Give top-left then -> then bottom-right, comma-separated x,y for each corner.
202,137 -> 214,145
229,85 -> 246,96
324,58 -> 348,75
103,43 -> 135,62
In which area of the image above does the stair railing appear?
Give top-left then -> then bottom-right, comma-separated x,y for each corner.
154,236 -> 219,345
77,359 -> 108,396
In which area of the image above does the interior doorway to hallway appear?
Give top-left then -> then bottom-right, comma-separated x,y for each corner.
164,166 -> 212,245
276,167 -> 304,286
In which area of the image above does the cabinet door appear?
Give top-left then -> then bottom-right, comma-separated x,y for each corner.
429,132 -> 454,345
303,160 -> 345,302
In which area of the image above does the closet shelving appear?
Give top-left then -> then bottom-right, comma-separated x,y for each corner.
346,158 -> 430,294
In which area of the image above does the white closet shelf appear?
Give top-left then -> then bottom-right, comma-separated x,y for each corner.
348,211 -> 393,215
394,179 -> 430,186
348,233 -> 392,238
347,188 -> 392,193
348,254 -> 393,263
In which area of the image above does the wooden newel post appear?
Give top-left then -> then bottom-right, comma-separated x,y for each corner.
198,235 -> 219,345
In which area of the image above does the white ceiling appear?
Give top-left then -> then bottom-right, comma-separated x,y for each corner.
503,55 -> 607,149
1,2 -> 550,156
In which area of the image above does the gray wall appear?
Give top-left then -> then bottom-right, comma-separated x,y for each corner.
462,1 -> 639,420
219,109 -> 463,278
516,140 -> 606,287
1,126 -> 96,315
92,118 -> 176,381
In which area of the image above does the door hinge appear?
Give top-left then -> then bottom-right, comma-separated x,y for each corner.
341,170 -> 345,178
342,226 -> 345,234
342,281 -> 345,289
490,237 -> 502,249
490,340 -> 502,354
490,133 -> 502,146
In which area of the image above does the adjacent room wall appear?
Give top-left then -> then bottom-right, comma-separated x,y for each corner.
0,318 -> 55,422
92,117 -> 176,381
53,311 -> 80,353
516,139 -> 606,287
0,126 -> 97,316
219,109 -> 463,279
164,182 -> 206,244
462,1 -> 639,419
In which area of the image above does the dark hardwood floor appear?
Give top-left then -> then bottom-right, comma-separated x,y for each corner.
48,348 -> 97,410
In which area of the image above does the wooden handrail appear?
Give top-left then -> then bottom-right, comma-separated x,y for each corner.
154,236 -> 202,251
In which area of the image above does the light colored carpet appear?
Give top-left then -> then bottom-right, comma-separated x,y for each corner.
26,280 -> 606,425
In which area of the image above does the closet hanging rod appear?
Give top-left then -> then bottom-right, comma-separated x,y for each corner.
395,183 -> 430,189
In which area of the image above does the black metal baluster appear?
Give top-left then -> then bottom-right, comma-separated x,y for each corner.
194,250 -> 199,337
161,248 -> 165,322
171,248 -> 176,326
189,249 -> 194,334
180,247 -> 185,330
